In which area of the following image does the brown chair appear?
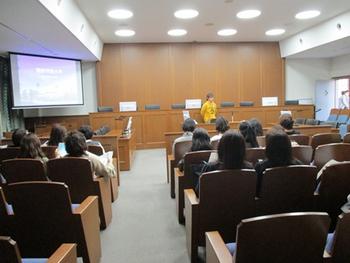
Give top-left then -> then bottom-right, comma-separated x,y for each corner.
310,133 -> 341,150
206,212 -> 330,263
87,145 -> 104,156
0,148 -> 20,163
305,118 -> 320,125
324,213 -> 350,263
5,181 -> 100,263
1,159 -> 47,184
47,158 -> 112,229
316,162 -> 350,230
292,145 -> 313,164
313,143 -> 350,170
185,169 -> 256,262
169,140 -> 192,198
257,166 -> 317,216
245,148 -> 265,166
256,136 -> 265,147
0,236 -> 77,263
41,146 -> 58,159
210,139 -> 219,150
343,132 -> 350,143
175,150 -> 212,224
289,134 -> 310,145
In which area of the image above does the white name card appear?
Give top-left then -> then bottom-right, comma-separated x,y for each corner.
119,101 -> 137,112
262,97 -> 278,106
280,110 -> 292,116
183,110 -> 190,120
185,99 -> 202,109
298,98 -> 313,105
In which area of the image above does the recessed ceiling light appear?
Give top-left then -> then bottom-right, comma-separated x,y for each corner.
265,28 -> 285,36
295,10 -> 320,20
108,9 -> 133,19
168,29 -> 187,36
217,29 -> 237,36
115,29 -> 135,37
236,9 -> 261,19
174,9 -> 199,19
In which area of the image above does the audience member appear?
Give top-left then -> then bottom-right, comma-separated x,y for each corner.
172,118 -> 196,154
79,125 -> 105,151
279,113 -> 300,135
211,116 -> 229,142
255,128 -> 302,196
249,118 -> 264,136
65,131 -> 115,178
11,128 -> 27,147
18,133 -> 48,163
239,121 -> 259,148
42,124 -> 67,146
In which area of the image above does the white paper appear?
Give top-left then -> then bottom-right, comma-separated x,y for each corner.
99,151 -> 113,166
262,97 -> 278,106
119,101 -> 137,112
185,99 -> 202,109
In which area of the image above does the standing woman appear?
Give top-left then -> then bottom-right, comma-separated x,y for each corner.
200,92 -> 217,123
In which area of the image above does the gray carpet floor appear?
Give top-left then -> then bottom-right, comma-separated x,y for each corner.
100,149 -> 190,263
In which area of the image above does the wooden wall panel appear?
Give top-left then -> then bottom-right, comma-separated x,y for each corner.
97,42 -> 284,110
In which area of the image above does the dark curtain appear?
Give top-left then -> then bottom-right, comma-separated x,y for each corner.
0,56 -> 24,138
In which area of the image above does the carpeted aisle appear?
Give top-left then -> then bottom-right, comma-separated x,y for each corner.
100,149 -> 190,263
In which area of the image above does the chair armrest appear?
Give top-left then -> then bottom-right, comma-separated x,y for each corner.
175,168 -> 184,178
73,196 -> 98,215
168,154 -> 174,161
206,231 -> 233,263
48,243 -> 77,263
185,189 -> 199,206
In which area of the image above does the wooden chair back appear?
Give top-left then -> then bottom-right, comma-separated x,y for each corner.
329,213 -> 350,263
88,145 -> 104,156
289,134 -> 310,145
310,133 -> 341,150
174,140 -> 192,164
47,157 -> 95,203
0,236 -> 21,263
256,136 -> 265,147
0,148 -> 20,163
245,148 -> 265,166
234,212 -> 330,263
258,166 -> 317,215
183,150 -> 212,186
6,181 -> 76,257
292,145 -> 313,164
317,162 -> 350,226
343,133 -> 350,143
198,170 -> 256,245
41,146 -> 57,159
314,143 -> 350,170
1,159 -> 47,184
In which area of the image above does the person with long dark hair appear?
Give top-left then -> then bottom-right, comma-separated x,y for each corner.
18,133 -> 48,163
211,117 -> 229,142
11,128 -> 27,147
47,124 -> 67,146
249,118 -> 264,137
239,121 -> 259,148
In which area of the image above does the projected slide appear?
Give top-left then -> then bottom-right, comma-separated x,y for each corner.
10,54 -> 83,108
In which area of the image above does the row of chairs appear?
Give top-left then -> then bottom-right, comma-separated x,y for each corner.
323,108 -> 350,128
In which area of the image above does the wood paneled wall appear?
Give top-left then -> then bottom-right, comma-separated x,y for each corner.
97,42 -> 284,110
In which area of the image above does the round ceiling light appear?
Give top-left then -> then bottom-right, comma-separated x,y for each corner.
217,28 -> 237,36
108,9 -> 133,19
174,9 -> 199,19
265,28 -> 286,36
115,29 -> 135,37
295,10 -> 321,20
236,9 -> 261,19
168,29 -> 187,36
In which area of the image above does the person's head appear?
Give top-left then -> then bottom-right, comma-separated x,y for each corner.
191,128 -> 212,151
12,128 -> 27,147
215,117 -> 229,134
206,92 -> 214,102
249,119 -> 263,137
279,114 -> 294,130
19,133 -> 45,159
65,131 -> 87,157
182,118 -> 196,133
265,128 -> 292,166
78,125 -> 94,140
239,121 -> 258,148
48,124 -> 67,146
218,130 -> 246,169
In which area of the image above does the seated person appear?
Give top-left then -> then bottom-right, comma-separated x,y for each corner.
239,121 -> 259,148
249,118 -> 264,137
65,131 -> 115,179
18,133 -> 48,164
43,124 -> 67,146
172,118 -> 196,154
78,125 -> 105,151
279,113 -> 300,135
211,117 -> 229,142
11,128 -> 27,147
255,127 -> 302,196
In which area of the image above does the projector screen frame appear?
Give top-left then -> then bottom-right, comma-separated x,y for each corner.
9,52 -> 84,109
